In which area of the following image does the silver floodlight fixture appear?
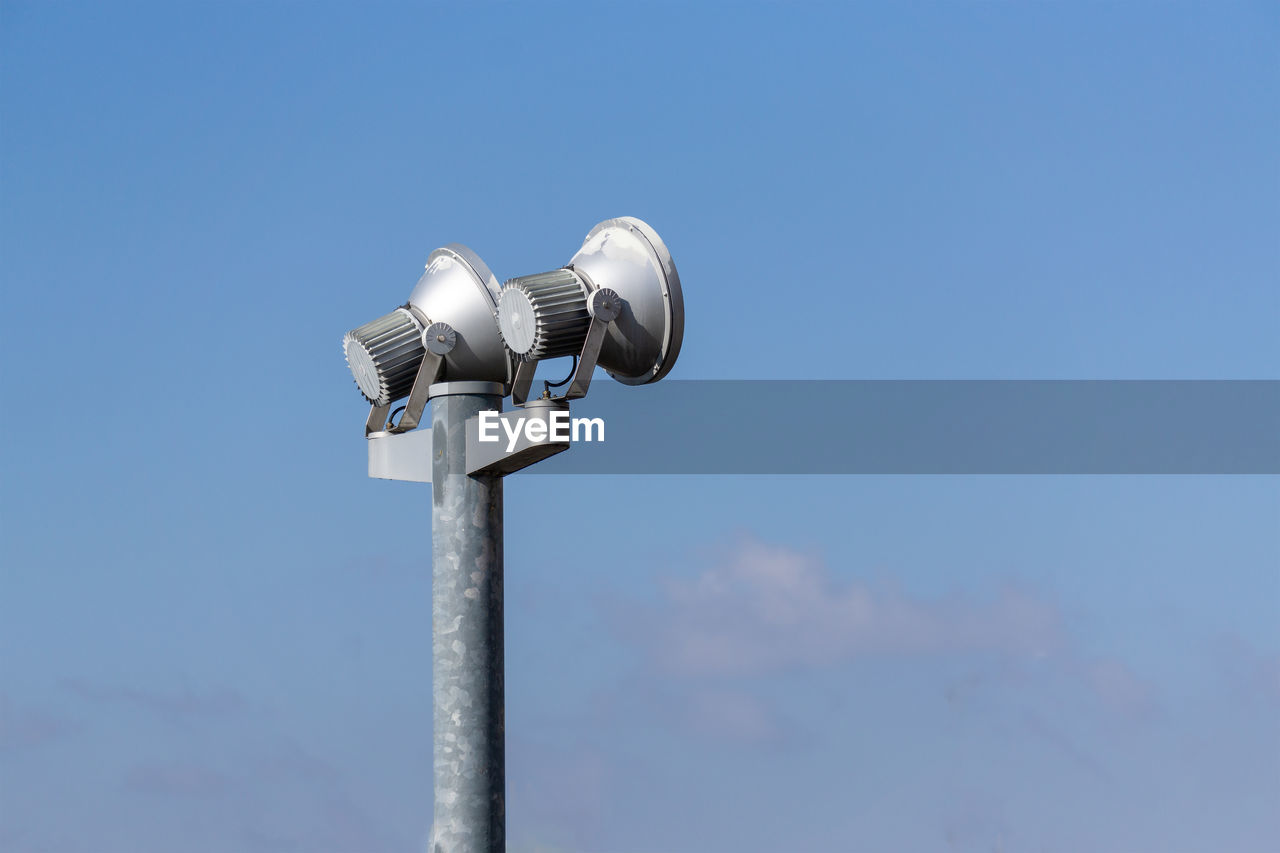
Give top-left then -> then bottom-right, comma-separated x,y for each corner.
342,244 -> 511,434
339,217 -> 687,847
497,216 -> 684,405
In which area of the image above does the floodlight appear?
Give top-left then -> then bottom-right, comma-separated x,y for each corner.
338,217 -> 686,851
497,216 -> 683,403
342,244 -> 510,433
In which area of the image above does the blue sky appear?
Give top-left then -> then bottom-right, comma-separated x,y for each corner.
1,2 -> 1277,852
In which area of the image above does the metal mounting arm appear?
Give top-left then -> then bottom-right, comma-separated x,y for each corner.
510,359 -> 536,408
364,403 -> 392,436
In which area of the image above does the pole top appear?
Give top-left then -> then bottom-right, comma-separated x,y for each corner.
428,380 -> 505,399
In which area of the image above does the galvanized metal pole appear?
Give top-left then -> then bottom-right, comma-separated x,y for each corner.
428,382 -> 505,853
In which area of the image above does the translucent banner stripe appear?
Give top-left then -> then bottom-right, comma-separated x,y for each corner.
504,380 -> 1280,474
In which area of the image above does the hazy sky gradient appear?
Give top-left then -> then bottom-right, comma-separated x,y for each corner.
2,2 -> 1277,852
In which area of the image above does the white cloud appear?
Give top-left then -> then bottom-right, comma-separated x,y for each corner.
62,679 -> 244,720
652,538 -> 1062,676
125,761 -> 230,798
0,692 -> 77,750
686,688 -> 780,743
1083,657 -> 1154,717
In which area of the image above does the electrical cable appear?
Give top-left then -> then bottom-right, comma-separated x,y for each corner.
543,355 -> 577,394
